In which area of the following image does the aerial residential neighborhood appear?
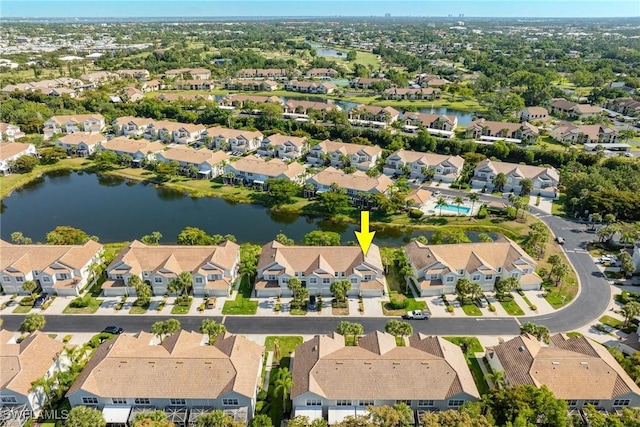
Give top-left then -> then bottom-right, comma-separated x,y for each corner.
0,2 -> 640,427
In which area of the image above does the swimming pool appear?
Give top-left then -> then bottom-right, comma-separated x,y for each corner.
437,204 -> 471,214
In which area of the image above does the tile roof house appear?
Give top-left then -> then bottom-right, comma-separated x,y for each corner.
223,79 -> 279,91
518,107 -> 549,122
224,157 -> 306,185
307,167 -> 394,197
42,114 -> 106,140
305,68 -> 339,79
220,94 -> 284,108
164,68 -> 211,80
146,120 -> 206,144
0,239 -> 103,296
470,159 -> 559,198
141,79 -> 161,92
283,100 -> 341,115
307,139 -> 382,171
404,237 -> 541,296
350,77 -> 387,89
255,241 -> 386,297
416,74 -> 450,87
206,127 -> 264,153
116,69 -> 150,80
155,146 -> 230,178
155,93 -> 213,103
237,68 -> 294,80
80,71 -> 119,86
97,137 -> 165,163
383,150 -> 464,183
486,333 -> 640,411
0,330 -> 66,418
67,331 -> 264,422
55,132 -> 106,156
112,116 -> 156,137
284,80 -> 337,94
0,123 -> 25,142
605,98 -> 640,117
0,142 -> 37,175
383,87 -> 440,100
102,240 -> 240,297
549,98 -> 602,118
466,119 -> 539,144
404,113 -> 457,138
551,122 -> 618,145
257,134 -> 309,159
291,331 -> 479,423
349,105 -> 400,125
123,86 -> 144,102
175,79 -> 213,91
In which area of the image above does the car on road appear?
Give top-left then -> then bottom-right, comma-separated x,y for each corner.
33,292 -> 50,309
102,326 -> 124,335
555,236 -> 565,245
402,310 -> 430,320
307,295 -> 317,311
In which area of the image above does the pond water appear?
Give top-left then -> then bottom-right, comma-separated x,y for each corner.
0,171 -> 495,245
306,41 -> 346,58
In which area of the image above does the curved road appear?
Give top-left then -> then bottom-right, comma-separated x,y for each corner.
0,191 -> 611,336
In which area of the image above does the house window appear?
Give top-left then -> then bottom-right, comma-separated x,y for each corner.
471,274 -> 481,281
0,396 -> 17,403
322,278 -> 330,284
496,267 -> 502,273
448,400 -> 465,408
115,274 -> 123,280
417,400 -> 434,407
446,276 -> 454,283
350,278 -> 357,284
511,272 -> 519,278
134,398 -> 151,405
16,277 -> 24,282
359,400 -> 374,407
336,400 -> 352,406
457,269 -> 464,275
154,277 -> 163,283
112,398 -> 127,404
82,397 -> 99,405
486,275 -> 493,281
565,400 -> 577,408
364,275 -> 374,281
430,274 -> 438,280
396,400 -> 411,405
2,276 -> 10,282
296,272 -> 303,277
195,277 -> 203,284
170,398 -> 186,406
42,277 -> 50,282
306,399 -> 321,406
584,400 -> 600,407
613,399 -> 630,407
222,398 -> 239,406
309,278 -> 317,284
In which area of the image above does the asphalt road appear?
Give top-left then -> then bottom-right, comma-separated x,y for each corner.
0,190 -> 610,336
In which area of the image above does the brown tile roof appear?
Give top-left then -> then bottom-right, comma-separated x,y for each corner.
467,118 -> 539,135
404,237 -> 538,277
206,126 -> 263,141
285,99 -> 340,112
551,98 -> 577,110
107,240 -> 239,277
314,139 -> 382,158
355,105 -> 400,118
489,334 -> 640,400
56,132 -> 106,146
292,332 -> 479,400
228,157 -> 304,179
0,143 -> 33,161
226,94 -> 283,104
47,114 -> 105,124
405,113 -> 456,127
405,188 -> 432,205
160,146 -> 229,166
389,149 -> 464,170
0,239 -> 103,275
263,134 -> 307,148
152,120 -> 205,133
309,167 -> 393,193
99,137 -> 164,154
67,331 -> 263,399
475,159 -> 559,182
112,116 -> 156,127
0,330 -> 64,395
522,107 -> 548,115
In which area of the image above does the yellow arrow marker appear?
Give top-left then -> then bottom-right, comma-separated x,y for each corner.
355,210 -> 376,256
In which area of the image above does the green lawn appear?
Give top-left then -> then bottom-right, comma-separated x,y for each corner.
600,315 -> 623,329
381,296 -> 427,316
170,299 -> 192,315
264,336 -> 303,362
443,337 -> 489,395
63,295 -> 103,314
12,305 -> 33,314
444,337 -> 484,353
500,300 -> 525,316
222,276 -> 258,315
520,294 -> 535,309
551,194 -> 567,217
129,302 -> 150,314
461,304 -> 482,316
289,307 -> 307,315
566,332 -> 583,338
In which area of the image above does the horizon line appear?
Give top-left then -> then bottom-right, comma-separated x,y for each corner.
2,15 -> 639,19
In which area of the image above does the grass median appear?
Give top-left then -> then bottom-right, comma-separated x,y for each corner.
222,276 -> 258,315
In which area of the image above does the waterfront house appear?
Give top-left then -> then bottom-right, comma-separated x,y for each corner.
518,107 -> 549,122
404,113 -> 457,138
383,150 -> 464,183
284,80 -> 337,94
257,134 -> 308,159
307,139 -> 382,171
291,331 -> 479,423
255,240 -> 385,297
220,94 -> 283,108
206,127 -> 264,153
164,68 -> 211,80
102,240 -> 240,297
155,146 -> 230,178
306,167 -> 393,197
43,114 -> 105,140
237,68 -> 293,80
98,137 -> 164,163
0,142 -> 37,175
404,238 -> 542,297
486,333 -> 640,411
549,98 -> 602,119
0,239 -> 103,296
470,159 -> 559,197
146,121 -> 206,144
283,100 -> 341,115
350,77 -> 387,89
66,331 -> 263,424
55,132 -> 106,156
305,68 -> 339,79
175,79 -> 213,91
224,157 -> 306,185
223,79 -> 278,91
383,87 -> 440,100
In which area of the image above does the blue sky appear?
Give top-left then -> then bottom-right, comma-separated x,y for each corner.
2,0 -> 639,18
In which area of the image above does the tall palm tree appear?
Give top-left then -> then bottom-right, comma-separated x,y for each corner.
453,195 -> 465,215
436,196 -> 447,216
274,367 -> 294,413
493,172 -> 507,193
468,193 -> 480,217
339,154 -> 351,167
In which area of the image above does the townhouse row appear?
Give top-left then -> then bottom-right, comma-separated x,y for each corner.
3,329 -> 638,425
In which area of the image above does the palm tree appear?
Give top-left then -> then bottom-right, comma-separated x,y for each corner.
492,172 -> 507,193
274,367 -> 294,413
168,271 -> 194,301
468,193 -> 480,218
436,196 -> 447,216
453,195 -> 464,215
339,154 -> 351,167
487,370 -> 506,389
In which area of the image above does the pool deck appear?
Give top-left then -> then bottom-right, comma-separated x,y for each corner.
420,196 -> 478,216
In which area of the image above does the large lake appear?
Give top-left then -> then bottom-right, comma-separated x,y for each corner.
0,171 -> 493,245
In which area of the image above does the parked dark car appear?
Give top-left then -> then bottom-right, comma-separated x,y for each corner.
307,295 -> 318,311
102,326 -> 124,335
33,292 -> 50,309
